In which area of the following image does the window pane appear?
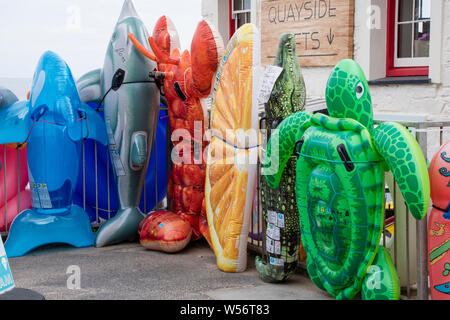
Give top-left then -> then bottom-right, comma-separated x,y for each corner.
413,21 -> 430,57
246,12 -> 251,23
237,13 -> 246,28
243,0 -> 251,10
234,0 -> 242,11
398,0 -> 413,22
398,23 -> 413,58
415,0 -> 431,20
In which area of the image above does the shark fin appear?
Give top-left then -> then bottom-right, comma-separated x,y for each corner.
0,101 -> 32,145
0,87 -> 19,108
77,69 -> 102,104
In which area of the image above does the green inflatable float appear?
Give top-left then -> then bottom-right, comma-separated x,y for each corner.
256,33 -> 306,282
263,59 -> 430,300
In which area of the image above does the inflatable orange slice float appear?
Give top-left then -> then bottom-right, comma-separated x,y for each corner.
205,23 -> 261,272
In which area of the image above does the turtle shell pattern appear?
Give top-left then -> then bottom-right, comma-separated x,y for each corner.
296,113 -> 384,300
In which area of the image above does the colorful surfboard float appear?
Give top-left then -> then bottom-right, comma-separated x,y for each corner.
428,140 -> 450,300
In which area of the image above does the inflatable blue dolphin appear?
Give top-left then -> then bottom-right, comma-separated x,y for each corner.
0,51 -> 107,257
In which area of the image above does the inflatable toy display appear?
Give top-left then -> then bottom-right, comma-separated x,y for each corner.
77,0 -> 160,247
263,59 -> 430,299
73,104 -> 168,223
139,210 -> 192,253
205,23 -> 261,272
428,140 -> 450,300
0,51 -> 107,258
256,33 -> 306,283
0,144 -> 31,232
0,88 -> 32,232
129,15 -> 224,252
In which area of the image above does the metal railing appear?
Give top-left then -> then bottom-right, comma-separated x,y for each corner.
1,146 -> 25,237
250,104 -> 450,300
2,98 -> 448,301
0,107 -> 170,237
373,115 -> 450,300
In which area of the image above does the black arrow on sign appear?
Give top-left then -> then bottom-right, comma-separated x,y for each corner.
327,28 -> 335,45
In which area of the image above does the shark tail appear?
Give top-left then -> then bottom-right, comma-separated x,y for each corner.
95,207 -> 145,247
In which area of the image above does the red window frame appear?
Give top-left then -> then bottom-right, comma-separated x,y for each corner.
386,0 -> 429,77
229,0 -> 236,39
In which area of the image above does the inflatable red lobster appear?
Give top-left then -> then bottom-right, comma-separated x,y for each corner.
130,16 -> 224,252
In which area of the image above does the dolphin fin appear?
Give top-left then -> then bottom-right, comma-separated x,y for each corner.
0,101 -> 32,145
95,207 -> 145,247
77,69 -> 102,104
67,103 -> 108,146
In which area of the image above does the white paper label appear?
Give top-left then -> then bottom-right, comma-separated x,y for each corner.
257,65 -> 283,105
266,238 -> 274,254
37,183 -> 52,209
269,257 -> 284,267
277,213 -> 285,228
267,223 -> 280,241
30,182 -> 52,209
274,240 -> 281,255
31,183 -> 41,208
268,210 -> 277,225
105,117 -> 126,176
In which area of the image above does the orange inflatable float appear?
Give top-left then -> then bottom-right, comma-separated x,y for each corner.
205,23 -> 261,272
130,16 -> 224,252
428,140 -> 450,299
0,144 -> 31,232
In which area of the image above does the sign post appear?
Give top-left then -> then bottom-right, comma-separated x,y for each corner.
0,237 -> 14,295
261,0 -> 355,66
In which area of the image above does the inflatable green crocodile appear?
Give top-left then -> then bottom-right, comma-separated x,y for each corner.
256,33 -> 306,282
263,59 -> 430,300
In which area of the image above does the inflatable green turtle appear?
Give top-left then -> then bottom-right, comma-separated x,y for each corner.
256,33 -> 306,282
263,59 -> 430,300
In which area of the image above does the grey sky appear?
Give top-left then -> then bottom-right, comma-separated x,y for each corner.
0,0 -> 202,79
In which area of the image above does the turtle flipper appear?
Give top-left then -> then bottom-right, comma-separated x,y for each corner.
263,111 -> 312,188
373,122 -> 430,220
361,247 -> 400,300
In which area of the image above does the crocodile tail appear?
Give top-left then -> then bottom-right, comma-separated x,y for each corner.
262,111 -> 312,189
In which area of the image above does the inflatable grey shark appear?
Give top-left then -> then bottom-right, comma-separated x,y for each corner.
77,0 -> 160,247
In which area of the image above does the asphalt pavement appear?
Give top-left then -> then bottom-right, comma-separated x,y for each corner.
6,239 -> 333,300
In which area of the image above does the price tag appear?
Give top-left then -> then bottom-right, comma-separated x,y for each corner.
257,65 -> 283,105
